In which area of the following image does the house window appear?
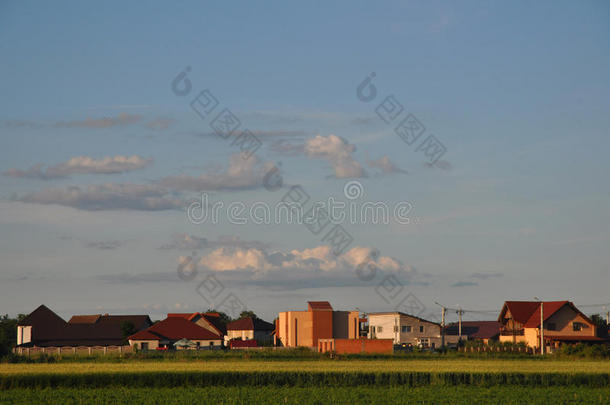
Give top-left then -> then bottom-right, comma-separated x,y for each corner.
377,326 -> 383,333
573,322 -> 582,332
402,326 -> 412,333
371,326 -> 375,333
209,341 -> 214,347
419,326 -> 424,333
141,342 -> 149,351
546,323 -> 556,331
394,326 -> 398,332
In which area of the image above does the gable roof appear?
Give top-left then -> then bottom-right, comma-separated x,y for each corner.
498,301 -> 577,326
226,317 -> 275,331
308,301 -> 333,311
128,317 -> 221,341
18,305 -> 66,327
444,321 -> 501,339
367,312 -> 441,327
68,315 -> 102,324
17,306 -> 152,347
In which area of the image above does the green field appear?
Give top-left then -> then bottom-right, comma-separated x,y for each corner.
1,386 -> 610,405
2,358 -> 609,404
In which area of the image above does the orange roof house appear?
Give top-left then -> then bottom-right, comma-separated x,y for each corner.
498,300 -> 602,352
128,316 -> 223,350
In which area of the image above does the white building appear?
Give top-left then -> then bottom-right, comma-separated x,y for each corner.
367,312 -> 456,348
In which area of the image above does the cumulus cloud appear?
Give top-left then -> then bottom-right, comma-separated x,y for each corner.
366,154 -> 406,174
304,135 -> 366,178
158,153 -> 274,191
159,234 -> 269,251
54,113 -> 142,128
196,245 -> 411,275
16,183 -> 182,211
4,155 -> 153,180
172,244 -> 416,290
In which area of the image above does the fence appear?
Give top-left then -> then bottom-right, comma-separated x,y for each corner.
14,345 -> 133,356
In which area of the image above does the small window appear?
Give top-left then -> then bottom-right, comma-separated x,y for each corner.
406,326 -> 412,333
377,326 -> 383,333
573,322 -> 582,332
401,326 -> 407,333
419,326 -> 424,333
394,326 -> 398,332
546,323 -> 556,331
141,342 -> 149,351
371,326 -> 375,333
209,341 -> 214,347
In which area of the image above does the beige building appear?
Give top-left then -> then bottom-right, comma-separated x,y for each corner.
276,301 -> 359,348
498,301 -> 602,352
226,317 -> 274,344
367,312 -> 456,348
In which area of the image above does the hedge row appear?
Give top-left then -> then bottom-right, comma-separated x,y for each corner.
1,371 -> 609,389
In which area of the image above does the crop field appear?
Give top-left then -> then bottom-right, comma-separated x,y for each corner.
1,386 -> 610,405
2,358 -> 610,374
1,359 -> 609,404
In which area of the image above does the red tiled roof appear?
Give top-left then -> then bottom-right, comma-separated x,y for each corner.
167,312 -> 199,321
226,317 -> 274,331
444,321 -> 501,339
308,301 -> 333,311
499,301 -> 571,326
523,301 -> 570,328
68,315 -> 102,324
128,317 -> 220,341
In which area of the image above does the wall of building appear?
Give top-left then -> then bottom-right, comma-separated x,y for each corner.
332,311 -> 359,339
278,311 -> 313,348
368,314 -> 441,345
227,329 -> 254,341
544,306 -> 595,337
17,326 -> 31,345
311,310 -> 333,347
318,338 -> 393,354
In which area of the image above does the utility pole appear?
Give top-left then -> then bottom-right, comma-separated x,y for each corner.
535,297 -> 544,355
457,307 -> 463,342
435,302 -> 447,348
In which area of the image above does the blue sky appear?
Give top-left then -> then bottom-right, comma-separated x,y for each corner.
1,1 -> 609,323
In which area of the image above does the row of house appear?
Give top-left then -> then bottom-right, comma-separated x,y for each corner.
15,300 -> 608,355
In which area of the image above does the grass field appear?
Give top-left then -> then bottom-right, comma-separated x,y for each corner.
1,386 -> 610,405
2,358 -> 610,374
2,359 -> 609,404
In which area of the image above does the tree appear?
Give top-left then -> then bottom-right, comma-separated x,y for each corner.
0,314 -> 22,357
238,310 -> 257,320
121,321 -> 136,339
206,309 -> 232,329
591,314 -> 608,337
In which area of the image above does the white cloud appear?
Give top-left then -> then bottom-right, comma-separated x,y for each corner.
16,183 -> 182,211
366,154 -> 406,174
4,155 -> 153,180
54,113 -> 142,128
158,153 -> 274,191
304,134 -> 366,178
196,244 -> 411,275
